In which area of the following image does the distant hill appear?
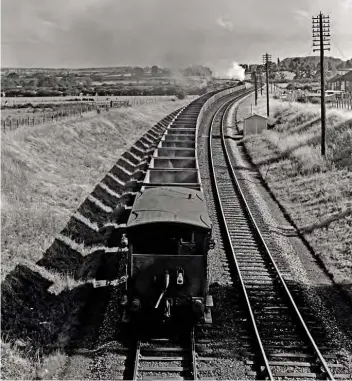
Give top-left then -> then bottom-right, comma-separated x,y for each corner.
278,56 -> 352,81
336,58 -> 352,70
279,56 -> 345,71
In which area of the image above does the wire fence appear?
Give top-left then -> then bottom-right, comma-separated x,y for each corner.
274,91 -> 352,111
0,95 -> 177,107
2,106 -> 95,132
1,97 -> 180,133
327,97 -> 352,110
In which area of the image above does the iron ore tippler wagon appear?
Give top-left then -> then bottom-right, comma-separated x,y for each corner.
105,96 -> 215,327
123,186 -> 213,325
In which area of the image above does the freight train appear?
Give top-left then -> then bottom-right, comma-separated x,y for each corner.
104,88 -> 245,328
121,97 -> 214,327
123,186 -> 214,327
101,96 -> 215,328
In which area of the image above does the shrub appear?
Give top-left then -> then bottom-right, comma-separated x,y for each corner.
296,96 -> 306,103
175,90 -> 186,100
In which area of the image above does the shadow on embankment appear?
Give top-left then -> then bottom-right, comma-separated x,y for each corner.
1,109 -> 182,360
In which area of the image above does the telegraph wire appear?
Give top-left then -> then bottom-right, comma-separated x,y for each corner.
330,36 -> 347,60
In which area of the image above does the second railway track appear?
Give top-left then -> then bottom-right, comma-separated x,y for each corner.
207,96 -> 348,380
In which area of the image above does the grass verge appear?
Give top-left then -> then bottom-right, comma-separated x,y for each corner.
243,99 -> 352,296
1,99 -> 190,379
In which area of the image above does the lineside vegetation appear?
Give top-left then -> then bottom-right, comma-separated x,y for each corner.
1,99 -> 190,379
244,101 -> 352,296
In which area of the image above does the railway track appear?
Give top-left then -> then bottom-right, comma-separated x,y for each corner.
131,328 -> 198,380
77,87 -> 246,381
71,88 -> 350,380
208,97 -> 348,380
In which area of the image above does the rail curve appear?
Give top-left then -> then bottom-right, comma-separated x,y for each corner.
208,97 -> 336,380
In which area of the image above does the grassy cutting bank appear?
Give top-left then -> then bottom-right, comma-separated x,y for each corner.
242,98 -> 352,296
1,100 -> 189,279
1,99 -> 190,379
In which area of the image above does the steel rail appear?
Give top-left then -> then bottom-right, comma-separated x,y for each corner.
218,97 -> 335,380
208,94 -> 274,380
190,327 -> 198,380
132,340 -> 141,381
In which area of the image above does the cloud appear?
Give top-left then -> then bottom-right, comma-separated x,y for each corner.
41,20 -> 61,29
217,17 -> 234,31
2,0 -> 352,68
342,0 -> 352,8
295,9 -> 310,18
294,9 -> 310,25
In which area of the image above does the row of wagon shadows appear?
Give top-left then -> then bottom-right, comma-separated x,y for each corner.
1,95 -> 214,357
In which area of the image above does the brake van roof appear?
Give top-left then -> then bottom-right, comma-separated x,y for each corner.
126,186 -> 211,230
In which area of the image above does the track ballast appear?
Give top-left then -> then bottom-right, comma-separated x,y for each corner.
207,96 -> 346,380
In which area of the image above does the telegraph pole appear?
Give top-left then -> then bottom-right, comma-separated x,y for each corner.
313,12 -> 330,156
263,53 -> 271,117
259,68 -> 263,95
253,72 -> 258,106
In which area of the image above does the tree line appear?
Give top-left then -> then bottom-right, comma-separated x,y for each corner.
1,65 -> 213,97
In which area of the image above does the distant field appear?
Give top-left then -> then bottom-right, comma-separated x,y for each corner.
281,71 -> 295,80
1,96 -> 198,132
1,95 -> 179,106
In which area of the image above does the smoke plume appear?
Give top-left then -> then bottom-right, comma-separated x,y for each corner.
226,62 -> 245,80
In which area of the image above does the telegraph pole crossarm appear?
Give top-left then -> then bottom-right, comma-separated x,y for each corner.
259,69 -> 263,96
262,53 -> 272,117
253,72 -> 258,106
312,11 -> 330,156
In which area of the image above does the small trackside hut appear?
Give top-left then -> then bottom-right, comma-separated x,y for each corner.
243,113 -> 268,136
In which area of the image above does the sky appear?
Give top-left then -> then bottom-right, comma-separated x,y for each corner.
1,0 -> 352,75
